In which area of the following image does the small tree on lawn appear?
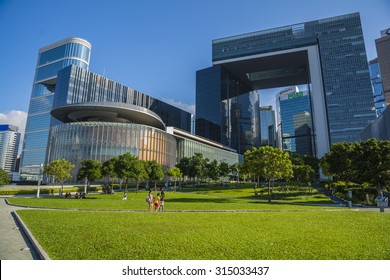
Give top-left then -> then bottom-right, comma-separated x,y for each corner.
144,160 -> 164,191
218,160 -> 230,184
293,164 -> 314,185
101,157 -> 119,191
77,159 -> 102,194
116,153 -> 139,193
354,139 -> 390,196
132,159 -> 147,193
167,166 -> 182,191
189,153 -> 207,186
43,159 -> 75,196
321,142 -> 357,189
205,159 -> 219,185
245,146 -> 293,202
0,168 -> 10,185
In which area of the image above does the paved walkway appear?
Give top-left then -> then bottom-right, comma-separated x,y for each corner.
0,198 -> 40,260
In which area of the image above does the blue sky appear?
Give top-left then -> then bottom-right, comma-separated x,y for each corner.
0,0 -> 389,131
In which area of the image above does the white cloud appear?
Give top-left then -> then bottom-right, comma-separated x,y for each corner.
161,98 -> 195,115
0,110 -> 27,133
0,110 -> 28,153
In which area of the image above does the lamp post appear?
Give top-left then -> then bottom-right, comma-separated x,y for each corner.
36,165 -> 43,198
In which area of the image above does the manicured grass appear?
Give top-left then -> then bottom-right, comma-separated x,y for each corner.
7,184 -> 336,211
16,210 -> 390,260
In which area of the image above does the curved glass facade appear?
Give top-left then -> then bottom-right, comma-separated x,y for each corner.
55,65 -> 191,131
46,122 -> 177,180
20,38 -> 91,180
38,42 -> 90,66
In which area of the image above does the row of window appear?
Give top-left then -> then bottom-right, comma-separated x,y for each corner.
47,122 -> 177,171
39,42 -> 90,66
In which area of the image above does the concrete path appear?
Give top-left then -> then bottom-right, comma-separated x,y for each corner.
0,198 -> 40,260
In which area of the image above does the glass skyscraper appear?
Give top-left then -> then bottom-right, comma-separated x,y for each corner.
20,38 -> 91,180
375,29 -> 390,106
196,65 -> 260,154
276,87 -> 314,156
259,106 -> 275,147
196,13 -> 375,157
369,58 -> 386,117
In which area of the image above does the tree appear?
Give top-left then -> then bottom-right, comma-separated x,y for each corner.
230,163 -> 240,182
189,153 -> 207,185
0,168 -> 10,185
43,159 -> 75,196
354,139 -> 390,195
293,164 -> 314,184
77,159 -> 102,194
101,157 -> 119,190
321,142 -> 357,188
116,153 -> 141,193
218,161 -> 230,183
166,166 -> 182,191
245,146 -> 293,202
144,160 -> 163,191
131,159 -> 147,193
176,157 -> 191,182
205,159 -> 219,184
243,147 -> 263,183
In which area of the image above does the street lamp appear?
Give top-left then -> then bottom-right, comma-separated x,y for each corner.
36,165 -> 43,198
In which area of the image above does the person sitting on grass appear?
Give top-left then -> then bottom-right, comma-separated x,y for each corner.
75,192 -> 79,199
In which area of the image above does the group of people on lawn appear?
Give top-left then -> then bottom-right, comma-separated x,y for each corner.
146,189 -> 165,212
64,192 -> 86,199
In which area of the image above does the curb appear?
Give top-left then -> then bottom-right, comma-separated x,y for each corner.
11,210 -> 51,260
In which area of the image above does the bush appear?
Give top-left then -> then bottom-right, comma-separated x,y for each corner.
0,188 -> 52,196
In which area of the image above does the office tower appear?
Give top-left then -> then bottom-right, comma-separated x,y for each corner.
0,125 -> 21,173
360,106 -> 390,141
196,13 -> 375,158
46,64 -> 237,181
259,106 -> 275,147
369,58 -> 386,117
20,38 -> 91,180
276,87 -> 314,156
375,28 -> 390,105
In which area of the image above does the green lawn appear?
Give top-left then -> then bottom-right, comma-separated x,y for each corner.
7,184 -> 335,211
16,210 -> 390,260
10,185 -> 389,260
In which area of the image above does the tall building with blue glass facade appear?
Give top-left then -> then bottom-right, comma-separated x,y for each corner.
20,38 -> 239,182
369,58 -> 386,117
20,38 -> 91,180
196,13 -> 375,158
375,29 -> 390,106
46,65 -> 236,181
276,87 -> 314,156
259,106 -> 275,147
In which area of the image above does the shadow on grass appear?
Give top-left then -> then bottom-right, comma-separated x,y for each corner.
167,197 -> 234,204
41,196 -> 98,200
